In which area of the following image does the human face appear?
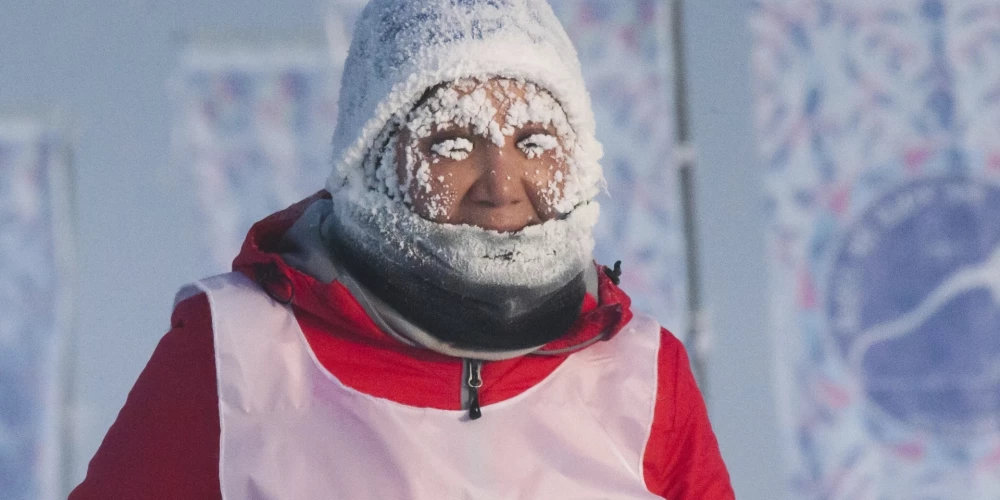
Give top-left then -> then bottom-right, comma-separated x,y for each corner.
394,78 -> 573,233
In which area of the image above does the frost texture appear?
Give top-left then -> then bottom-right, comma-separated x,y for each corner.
328,0 -> 603,202
518,133 -> 560,159
325,0 -> 604,287
430,138 -> 474,161
331,187 -> 599,288
374,77 -> 579,216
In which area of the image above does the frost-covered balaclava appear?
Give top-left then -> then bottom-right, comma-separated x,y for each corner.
323,0 -> 604,352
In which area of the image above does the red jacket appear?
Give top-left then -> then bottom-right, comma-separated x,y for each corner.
71,194 -> 734,499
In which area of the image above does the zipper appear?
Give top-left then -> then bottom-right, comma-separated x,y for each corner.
463,359 -> 483,420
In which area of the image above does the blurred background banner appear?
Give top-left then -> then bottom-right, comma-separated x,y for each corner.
752,1 -> 1000,498
171,44 -> 341,274
549,0 -> 686,336
0,119 -> 73,500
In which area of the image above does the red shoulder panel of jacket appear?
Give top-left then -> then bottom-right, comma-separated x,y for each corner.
70,293 -> 222,499
642,328 -> 735,499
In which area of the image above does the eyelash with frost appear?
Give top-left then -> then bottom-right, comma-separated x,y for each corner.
431,137 -> 474,161
517,133 -> 559,159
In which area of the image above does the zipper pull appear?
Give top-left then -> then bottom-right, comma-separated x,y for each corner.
466,359 -> 483,420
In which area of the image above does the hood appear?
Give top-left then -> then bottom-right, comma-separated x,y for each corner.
328,0 -> 603,200
231,193 -> 634,360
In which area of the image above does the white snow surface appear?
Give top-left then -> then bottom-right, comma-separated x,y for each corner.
327,0 -> 603,202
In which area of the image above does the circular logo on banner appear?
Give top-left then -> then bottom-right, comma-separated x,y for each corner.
828,178 -> 1000,436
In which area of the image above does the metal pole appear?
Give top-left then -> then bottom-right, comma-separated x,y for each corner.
670,0 -> 710,394
54,128 -> 79,499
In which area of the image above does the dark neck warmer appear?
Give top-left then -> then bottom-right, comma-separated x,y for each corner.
326,230 -> 587,351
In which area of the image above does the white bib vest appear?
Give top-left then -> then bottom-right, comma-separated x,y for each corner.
188,273 -> 664,499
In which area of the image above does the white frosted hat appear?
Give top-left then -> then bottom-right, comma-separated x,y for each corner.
327,0 -> 603,201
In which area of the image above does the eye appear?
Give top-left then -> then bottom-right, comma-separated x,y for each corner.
517,133 -> 559,159
430,137 -> 474,161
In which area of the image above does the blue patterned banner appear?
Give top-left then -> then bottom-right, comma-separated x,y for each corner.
549,0 -> 685,335
173,46 -> 342,273
752,1 -> 1000,498
0,120 -> 72,500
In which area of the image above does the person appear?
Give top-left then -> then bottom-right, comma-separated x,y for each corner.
70,0 -> 734,498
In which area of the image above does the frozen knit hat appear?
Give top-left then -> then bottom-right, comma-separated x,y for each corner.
327,0 -> 603,201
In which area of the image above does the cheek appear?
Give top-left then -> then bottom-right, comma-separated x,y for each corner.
393,139 -> 459,221
408,157 -> 472,221
524,158 -> 569,218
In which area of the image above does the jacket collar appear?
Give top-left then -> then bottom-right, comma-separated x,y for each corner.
232,192 -> 634,360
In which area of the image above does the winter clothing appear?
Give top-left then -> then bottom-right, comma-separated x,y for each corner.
70,195 -> 734,499
193,271 -> 659,498
326,0 -> 606,354
287,197 -> 601,360
72,0 -> 734,496
326,194 -> 598,352
328,0 -> 603,202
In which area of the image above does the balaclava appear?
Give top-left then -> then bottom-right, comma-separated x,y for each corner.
323,0 -> 604,352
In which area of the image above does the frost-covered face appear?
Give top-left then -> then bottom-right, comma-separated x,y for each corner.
338,76 -> 598,305
393,77 -> 575,233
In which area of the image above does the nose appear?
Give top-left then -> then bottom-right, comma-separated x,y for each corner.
468,145 -> 528,208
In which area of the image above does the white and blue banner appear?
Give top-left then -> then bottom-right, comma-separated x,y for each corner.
753,1 -> 1000,498
176,0 -> 686,332
549,0 -> 686,336
172,44 -> 342,273
0,120 -> 73,500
